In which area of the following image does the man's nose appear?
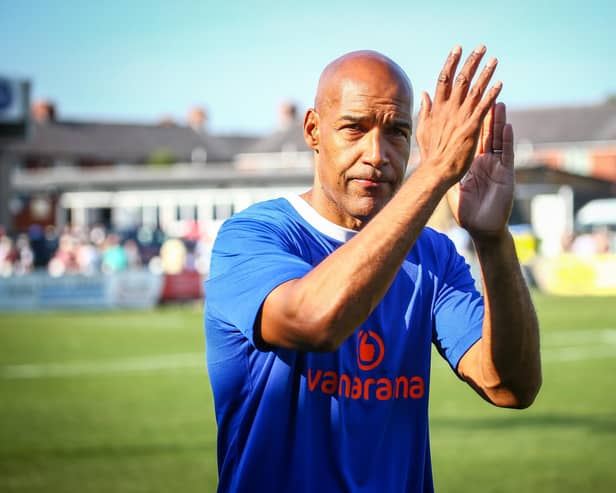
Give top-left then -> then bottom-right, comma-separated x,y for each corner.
363,129 -> 388,167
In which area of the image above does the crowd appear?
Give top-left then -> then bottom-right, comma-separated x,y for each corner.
0,223 -> 213,278
562,227 -> 615,256
1,221 -> 614,279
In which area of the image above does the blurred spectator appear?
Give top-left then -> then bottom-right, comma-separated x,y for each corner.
101,234 -> 128,273
159,238 -> 186,274
14,234 -> 34,275
569,228 -> 613,256
0,235 -> 17,277
124,239 -> 143,270
560,231 -> 575,253
76,238 -> 101,275
48,231 -> 79,276
0,221 -> 216,277
28,224 -> 52,268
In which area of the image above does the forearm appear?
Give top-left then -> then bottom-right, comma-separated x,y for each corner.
261,164 -> 449,351
469,232 -> 542,407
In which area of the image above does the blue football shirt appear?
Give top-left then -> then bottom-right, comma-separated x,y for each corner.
205,195 -> 483,493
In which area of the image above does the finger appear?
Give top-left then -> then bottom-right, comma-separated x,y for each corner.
491,102 -> 506,153
450,44 -> 486,105
478,104 -> 495,155
416,92 -> 432,156
471,81 -> 503,128
462,57 -> 498,117
477,114 -> 485,155
417,91 -> 432,122
502,123 -> 514,168
434,46 -> 462,104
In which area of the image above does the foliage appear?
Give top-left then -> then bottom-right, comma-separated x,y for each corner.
146,148 -> 178,166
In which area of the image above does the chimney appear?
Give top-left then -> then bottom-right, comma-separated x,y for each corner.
187,106 -> 207,133
278,101 -> 298,130
31,100 -> 56,123
158,115 -> 177,127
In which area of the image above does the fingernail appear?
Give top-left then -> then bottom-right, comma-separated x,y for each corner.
495,80 -> 503,89
474,44 -> 486,54
451,45 -> 462,55
487,57 -> 497,68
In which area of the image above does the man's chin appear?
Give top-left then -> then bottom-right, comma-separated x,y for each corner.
348,196 -> 389,222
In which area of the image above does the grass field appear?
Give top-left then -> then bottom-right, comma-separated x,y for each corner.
1,292 -> 615,492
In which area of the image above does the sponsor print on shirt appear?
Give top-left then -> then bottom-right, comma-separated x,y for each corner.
307,329 -> 425,401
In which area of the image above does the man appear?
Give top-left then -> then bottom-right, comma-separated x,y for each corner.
205,45 -> 541,492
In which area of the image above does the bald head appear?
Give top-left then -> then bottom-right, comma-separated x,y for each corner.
315,50 -> 413,115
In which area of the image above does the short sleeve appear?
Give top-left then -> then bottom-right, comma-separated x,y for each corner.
205,213 -> 313,347
432,238 -> 484,373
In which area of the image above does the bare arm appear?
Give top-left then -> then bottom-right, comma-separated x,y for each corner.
260,165 -> 450,351
259,45 -> 502,351
457,234 -> 541,408
450,103 -> 542,408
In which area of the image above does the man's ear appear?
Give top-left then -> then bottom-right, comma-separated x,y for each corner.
303,108 -> 320,153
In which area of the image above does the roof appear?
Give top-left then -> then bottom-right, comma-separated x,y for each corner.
248,103 -> 616,153
1,121 -> 235,163
12,162 -> 314,193
246,122 -> 309,153
2,102 -> 614,164
216,134 -> 260,154
508,102 -> 616,144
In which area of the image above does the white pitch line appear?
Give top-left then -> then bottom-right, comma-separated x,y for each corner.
542,328 -> 616,347
3,329 -> 616,379
542,346 -> 616,362
0,352 -> 206,379
541,328 -> 616,362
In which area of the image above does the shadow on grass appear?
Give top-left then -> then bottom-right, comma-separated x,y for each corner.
431,413 -> 616,433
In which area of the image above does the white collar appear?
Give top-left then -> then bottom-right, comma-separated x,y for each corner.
285,193 -> 358,243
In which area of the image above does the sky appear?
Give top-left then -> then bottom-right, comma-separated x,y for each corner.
1,0 -> 614,135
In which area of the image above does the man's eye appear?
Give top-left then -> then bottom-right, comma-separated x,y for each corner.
390,127 -> 409,139
344,124 -> 363,132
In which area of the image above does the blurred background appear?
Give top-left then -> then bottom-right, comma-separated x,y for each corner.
0,1 -> 615,492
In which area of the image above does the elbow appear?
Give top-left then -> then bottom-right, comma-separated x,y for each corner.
284,309 -> 349,353
516,373 -> 543,409
489,373 -> 543,409
261,280 -> 365,352
299,316 -> 348,352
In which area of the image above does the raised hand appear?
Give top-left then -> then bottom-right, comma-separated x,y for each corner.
416,45 -> 502,192
447,102 -> 515,239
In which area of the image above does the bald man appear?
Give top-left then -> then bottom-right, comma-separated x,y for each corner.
205,46 -> 541,493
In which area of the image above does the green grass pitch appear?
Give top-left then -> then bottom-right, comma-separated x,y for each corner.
1,292 -> 615,492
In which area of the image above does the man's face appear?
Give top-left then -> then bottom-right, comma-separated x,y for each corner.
306,66 -> 412,230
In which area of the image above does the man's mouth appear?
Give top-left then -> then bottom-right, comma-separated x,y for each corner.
351,177 -> 388,187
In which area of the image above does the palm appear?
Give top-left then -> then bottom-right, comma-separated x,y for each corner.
414,46 -> 516,239
448,152 -> 514,237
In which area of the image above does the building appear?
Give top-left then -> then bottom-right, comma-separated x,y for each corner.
509,101 -> 616,182
1,99 -> 615,241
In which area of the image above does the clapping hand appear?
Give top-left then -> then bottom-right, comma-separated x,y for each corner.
416,45 -> 514,239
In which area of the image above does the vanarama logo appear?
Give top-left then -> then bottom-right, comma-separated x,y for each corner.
357,330 -> 385,370
307,329 -> 425,401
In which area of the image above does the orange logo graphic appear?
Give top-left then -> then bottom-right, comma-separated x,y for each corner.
306,328 -> 425,401
357,330 -> 384,371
